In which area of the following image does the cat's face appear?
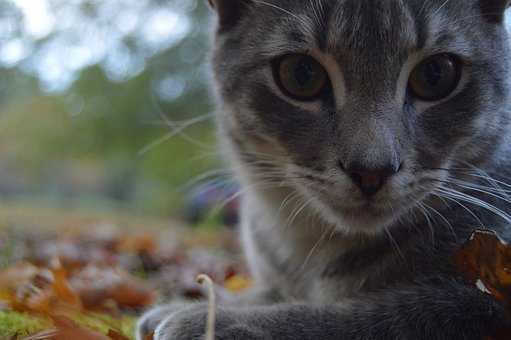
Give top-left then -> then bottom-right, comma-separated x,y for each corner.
210,0 -> 511,234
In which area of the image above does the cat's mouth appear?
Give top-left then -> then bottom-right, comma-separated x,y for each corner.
287,167 -> 445,234
306,186 -> 431,234
326,201 -> 403,233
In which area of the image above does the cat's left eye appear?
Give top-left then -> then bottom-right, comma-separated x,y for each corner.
408,54 -> 462,101
273,54 -> 329,101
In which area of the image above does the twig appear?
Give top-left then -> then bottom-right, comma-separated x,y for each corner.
197,274 -> 216,340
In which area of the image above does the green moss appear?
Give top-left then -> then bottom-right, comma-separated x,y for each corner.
0,310 -> 136,339
0,311 -> 52,339
69,312 -> 136,339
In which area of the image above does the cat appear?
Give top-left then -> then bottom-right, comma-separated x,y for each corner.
138,0 -> 511,339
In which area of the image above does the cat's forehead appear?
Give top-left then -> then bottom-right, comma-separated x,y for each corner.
256,0 -> 476,90
260,0 -> 470,57
327,0 -> 418,52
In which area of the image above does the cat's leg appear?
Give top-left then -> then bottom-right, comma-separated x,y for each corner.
151,279 -> 509,340
136,285 -> 281,340
137,303 -> 187,340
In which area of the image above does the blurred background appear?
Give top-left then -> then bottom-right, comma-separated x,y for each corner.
0,0 -> 237,226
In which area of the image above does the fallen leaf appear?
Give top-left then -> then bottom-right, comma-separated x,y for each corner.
454,230 -> 511,307
50,259 -> 82,308
224,275 -> 252,293
107,329 -> 130,340
143,331 -> 154,340
70,265 -> 155,310
26,315 -> 109,340
454,230 -> 511,340
115,234 -> 157,254
24,329 -> 59,340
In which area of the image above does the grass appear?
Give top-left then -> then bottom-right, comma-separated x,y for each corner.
0,311 -> 53,339
0,310 -> 137,339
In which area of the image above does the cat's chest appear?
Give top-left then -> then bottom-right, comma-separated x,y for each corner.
254,232 -> 373,302
288,248 -> 374,303
244,202 -> 388,302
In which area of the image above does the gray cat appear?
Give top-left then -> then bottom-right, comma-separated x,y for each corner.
138,0 -> 511,339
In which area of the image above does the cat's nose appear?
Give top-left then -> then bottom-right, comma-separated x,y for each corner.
343,163 -> 400,196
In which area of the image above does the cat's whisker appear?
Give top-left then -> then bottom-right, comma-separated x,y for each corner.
419,199 -> 457,241
149,90 -> 215,150
443,158 -> 511,189
284,196 -> 316,231
252,0 -> 308,26
177,168 -> 235,192
430,0 -> 451,18
138,113 -> 214,156
209,178 -> 295,217
189,150 -> 225,163
435,187 -> 511,225
466,165 -> 511,197
384,226 -> 405,262
433,178 -> 511,205
450,179 -> 511,195
282,196 -> 306,231
415,201 -> 436,244
382,199 -> 408,260
429,192 -> 485,230
299,225 -> 332,272
278,190 -> 303,219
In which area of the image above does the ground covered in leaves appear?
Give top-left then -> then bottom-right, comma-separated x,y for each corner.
4,205 -> 511,339
0,206 -> 249,339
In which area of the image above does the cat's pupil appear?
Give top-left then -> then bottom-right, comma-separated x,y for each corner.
424,60 -> 443,86
274,54 -> 328,100
294,60 -> 314,88
408,54 -> 461,101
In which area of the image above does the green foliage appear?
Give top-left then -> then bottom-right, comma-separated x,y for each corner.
0,311 -> 52,339
68,312 -> 137,339
0,311 -> 137,339
0,0 -> 223,217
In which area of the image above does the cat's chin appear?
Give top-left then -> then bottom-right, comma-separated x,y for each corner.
311,198 -> 404,235
335,211 -> 397,235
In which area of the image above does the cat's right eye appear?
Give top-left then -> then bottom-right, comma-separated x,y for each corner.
272,54 -> 329,101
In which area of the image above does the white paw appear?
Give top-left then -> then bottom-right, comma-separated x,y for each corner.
136,303 -> 187,340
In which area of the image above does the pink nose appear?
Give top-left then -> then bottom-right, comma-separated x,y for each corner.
348,167 -> 399,196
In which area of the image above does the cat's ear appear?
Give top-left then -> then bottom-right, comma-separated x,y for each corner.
208,0 -> 251,32
479,0 -> 511,23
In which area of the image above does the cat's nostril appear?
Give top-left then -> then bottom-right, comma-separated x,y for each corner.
337,160 -> 346,171
347,166 -> 400,196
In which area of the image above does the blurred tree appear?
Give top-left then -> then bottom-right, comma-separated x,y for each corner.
0,0 -> 221,217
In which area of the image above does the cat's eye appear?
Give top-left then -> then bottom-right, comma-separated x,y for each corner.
273,54 -> 329,101
408,54 -> 462,101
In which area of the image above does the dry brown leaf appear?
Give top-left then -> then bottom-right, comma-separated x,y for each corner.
24,329 -> 60,340
0,263 -> 39,288
0,263 -> 82,314
115,234 -> 157,254
455,230 -> 511,307
26,315 -> 109,340
50,259 -> 82,308
143,331 -> 155,340
106,329 -> 131,340
52,315 -> 110,340
224,275 -> 252,293
70,265 -> 155,310
455,230 -> 511,340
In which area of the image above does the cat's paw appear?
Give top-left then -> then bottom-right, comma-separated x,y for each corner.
153,304 -> 267,340
136,303 -> 188,340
